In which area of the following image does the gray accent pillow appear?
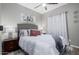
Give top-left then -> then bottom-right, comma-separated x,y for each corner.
55,37 -> 64,54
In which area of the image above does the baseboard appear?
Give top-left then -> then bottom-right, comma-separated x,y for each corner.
70,45 -> 79,48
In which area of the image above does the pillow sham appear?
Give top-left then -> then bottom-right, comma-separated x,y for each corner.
20,30 -> 29,36
59,36 -> 66,49
55,37 -> 63,54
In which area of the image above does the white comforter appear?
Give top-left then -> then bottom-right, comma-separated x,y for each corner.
19,34 -> 59,55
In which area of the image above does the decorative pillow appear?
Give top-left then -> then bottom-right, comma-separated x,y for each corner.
30,30 -> 41,36
55,37 -> 63,54
59,36 -> 66,49
27,29 -> 31,36
20,30 -> 29,36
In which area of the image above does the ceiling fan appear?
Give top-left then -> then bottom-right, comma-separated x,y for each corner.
34,3 -> 58,10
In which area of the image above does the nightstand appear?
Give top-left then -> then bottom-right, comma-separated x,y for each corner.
2,38 -> 19,55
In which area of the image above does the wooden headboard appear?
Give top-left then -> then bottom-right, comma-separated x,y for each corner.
17,23 -> 38,39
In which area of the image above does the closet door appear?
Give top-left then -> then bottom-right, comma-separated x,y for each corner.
47,12 -> 68,45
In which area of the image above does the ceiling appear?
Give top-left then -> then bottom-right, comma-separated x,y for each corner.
18,3 -> 67,14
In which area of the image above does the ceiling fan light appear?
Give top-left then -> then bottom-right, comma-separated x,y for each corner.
42,3 -> 46,7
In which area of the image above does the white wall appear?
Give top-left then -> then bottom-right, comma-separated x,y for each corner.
0,3 -> 2,55
1,3 -> 42,28
42,3 -> 79,46
0,3 -> 1,24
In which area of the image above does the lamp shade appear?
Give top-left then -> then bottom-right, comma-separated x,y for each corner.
0,25 -> 3,31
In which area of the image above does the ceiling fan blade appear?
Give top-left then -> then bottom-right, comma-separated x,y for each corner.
34,4 -> 41,9
47,3 -> 58,5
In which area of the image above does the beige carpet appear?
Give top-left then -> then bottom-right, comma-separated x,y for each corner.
70,47 -> 79,55
6,47 -> 79,55
7,50 -> 25,55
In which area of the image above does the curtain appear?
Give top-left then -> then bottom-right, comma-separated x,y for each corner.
47,12 -> 69,45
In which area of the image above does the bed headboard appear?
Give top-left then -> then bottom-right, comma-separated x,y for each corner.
18,23 -> 38,30
17,23 -> 38,39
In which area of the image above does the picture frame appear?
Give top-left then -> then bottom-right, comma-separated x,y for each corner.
22,15 -> 34,23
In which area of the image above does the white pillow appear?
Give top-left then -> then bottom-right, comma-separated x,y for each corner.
20,30 -> 28,36
27,29 -> 31,36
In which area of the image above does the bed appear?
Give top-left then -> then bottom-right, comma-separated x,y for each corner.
17,23 -> 64,55
19,34 -> 59,55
